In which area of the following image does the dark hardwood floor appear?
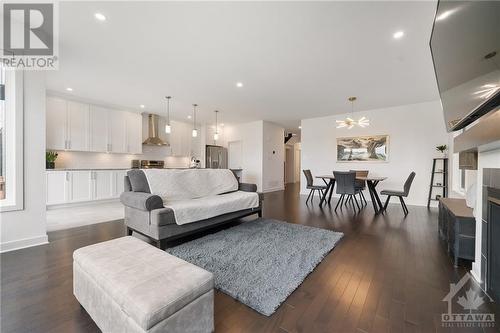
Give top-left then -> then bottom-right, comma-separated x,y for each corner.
1,183 -> 498,333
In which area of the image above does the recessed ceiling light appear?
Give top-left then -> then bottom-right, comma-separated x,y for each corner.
298,126 -> 302,129
94,13 -> 106,21
220,123 -> 225,127
139,104 -> 145,109
236,82 -> 243,88
66,87 -> 73,92
393,31 -> 404,39
187,115 -> 192,119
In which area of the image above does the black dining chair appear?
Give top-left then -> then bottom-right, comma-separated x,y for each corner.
333,171 -> 362,212
350,169 -> 368,205
303,170 -> 328,204
381,172 -> 416,215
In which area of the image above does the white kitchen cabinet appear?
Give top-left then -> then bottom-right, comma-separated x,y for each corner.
69,171 -> 93,202
113,170 -> 128,197
67,101 -> 89,151
93,170 -> 114,200
108,109 -> 127,153
46,171 -> 69,205
170,121 -> 192,157
126,112 -> 142,154
46,97 -> 68,150
47,96 -> 143,154
89,106 -> 109,152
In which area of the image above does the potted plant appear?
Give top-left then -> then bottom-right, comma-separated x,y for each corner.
436,144 -> 447,157
46,151 -> 58,169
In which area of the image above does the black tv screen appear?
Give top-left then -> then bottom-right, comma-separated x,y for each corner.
430,0 -> 500,132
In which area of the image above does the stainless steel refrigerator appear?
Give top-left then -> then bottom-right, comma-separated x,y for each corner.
205,145 -> 228,169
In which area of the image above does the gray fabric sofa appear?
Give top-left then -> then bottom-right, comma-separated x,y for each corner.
120,169 -> 263,249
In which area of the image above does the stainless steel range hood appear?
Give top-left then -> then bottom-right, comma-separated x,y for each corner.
143,114 -> 169,146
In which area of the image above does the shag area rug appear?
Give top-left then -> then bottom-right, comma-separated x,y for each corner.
167,218 -> 343,316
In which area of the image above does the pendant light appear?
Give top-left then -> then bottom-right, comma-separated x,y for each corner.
192,104 -> 198,137
164,96 -> 171,134
213,110 -> 219,141
336,97 -> 369,129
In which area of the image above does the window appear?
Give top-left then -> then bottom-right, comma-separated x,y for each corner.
460,169 -> 466,191
0,64 -> 24,212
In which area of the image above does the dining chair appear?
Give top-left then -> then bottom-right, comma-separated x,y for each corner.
350,169 -> 368,205
303,170 -> 328,204
381,172 -> 416,215
333,171 -> 362,212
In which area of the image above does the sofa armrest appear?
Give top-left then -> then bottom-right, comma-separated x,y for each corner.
150,207 -> 176,226
120,192 -> 164,211
239,183 -> 257,192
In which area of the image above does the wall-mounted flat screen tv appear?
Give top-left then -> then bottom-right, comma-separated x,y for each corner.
430,0 -> 500,132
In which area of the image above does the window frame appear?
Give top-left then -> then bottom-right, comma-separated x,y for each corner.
0,68 -> 24,212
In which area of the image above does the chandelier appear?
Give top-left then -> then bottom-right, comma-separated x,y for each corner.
336,97 -> 369,129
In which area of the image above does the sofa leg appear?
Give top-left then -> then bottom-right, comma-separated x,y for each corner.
126,227 -> 133,236
257,210 -> 262,218
157,239 -> 168,250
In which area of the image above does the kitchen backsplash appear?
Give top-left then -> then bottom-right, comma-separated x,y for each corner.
53,149 -> 191,169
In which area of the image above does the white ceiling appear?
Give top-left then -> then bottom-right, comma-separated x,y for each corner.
47,1 -> 440,133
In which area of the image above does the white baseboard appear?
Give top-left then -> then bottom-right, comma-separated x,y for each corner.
47,198 -> 119,210
0,234 -> 49,253
262,186 -> 285,193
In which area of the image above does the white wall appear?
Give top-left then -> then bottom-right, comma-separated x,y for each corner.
224,120 -> 284,192
300,100 -> 448,206
1,72 -> 48,252
54,151 -> 190,169
225,121 -> 264,191
262,121 -> 285,192
294,143 -> 301,183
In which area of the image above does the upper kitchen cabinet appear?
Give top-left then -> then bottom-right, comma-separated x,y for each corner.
46,95 -> 143,154
47,97 -> 89,151
89,105 -> 109,152
67,101 -> 90,151
46,96 -> 68,150
107,109 -> 127,153
126,112 -> 142,154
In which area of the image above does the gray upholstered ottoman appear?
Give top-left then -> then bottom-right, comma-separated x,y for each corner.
73,236 -> 214,333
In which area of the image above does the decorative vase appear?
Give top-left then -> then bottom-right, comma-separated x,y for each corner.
46,161 -> 55,169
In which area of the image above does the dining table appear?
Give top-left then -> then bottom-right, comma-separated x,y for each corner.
315,174 -> 388,214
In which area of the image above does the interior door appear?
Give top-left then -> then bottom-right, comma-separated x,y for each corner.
67,101 -> 90,151
89,106 -> 109,152
46,96 -> 67,150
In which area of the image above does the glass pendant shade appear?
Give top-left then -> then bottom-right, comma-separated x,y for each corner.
213,132 -> 219,140
191,104 -> 198,137
165,96 -> 172,134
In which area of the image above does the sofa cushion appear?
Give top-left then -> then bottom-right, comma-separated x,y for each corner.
142,169 -> 238,201
164,190 -> 259,225
127,169 -> 151,193
73,236 -> 213,331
